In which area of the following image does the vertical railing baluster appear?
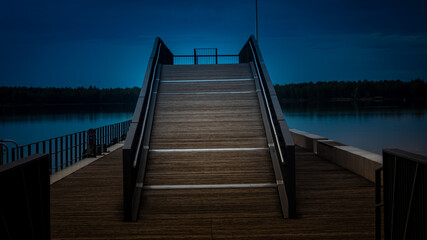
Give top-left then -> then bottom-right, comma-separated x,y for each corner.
106,125 -> 110,145
49,139 -> 53,173
83,131 -> 86,158
11,147 -> 15,163
105,125 -> 108,146
60,136 -> 64,169
100,126 -> 103,149
74,133 -> 77,164
119,123 -> 122,141
69,135 -> 72,165
55,138 -> 59,171
99,127 -> 101,152
114,123 -> 117,142
121,122 -> 124,140
101,127 -> 103,150
120,123 -> 126,141
27,144 -> 31,157
122,122 -> 124,138
20,146 -> 24,159
65,135 -> 69,167
78,132 -> 82,161
114,123 -> 116,141
113,124 -> 115,143
96,128 -> 99,153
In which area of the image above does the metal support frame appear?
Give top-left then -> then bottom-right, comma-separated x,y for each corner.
124,35 -> 295,221
382,149 -> 427,240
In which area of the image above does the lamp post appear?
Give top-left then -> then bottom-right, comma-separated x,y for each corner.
255,0 -> 258,41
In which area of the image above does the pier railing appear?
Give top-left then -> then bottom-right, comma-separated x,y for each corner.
1,120 -> 131,174
376,149 -> 427,240
239,35 -> 296,218
173,47 -> 239,65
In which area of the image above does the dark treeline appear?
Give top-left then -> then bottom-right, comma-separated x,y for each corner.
2,79 -> 426,105
0,86 -> 140,105
275,79 -> 426,104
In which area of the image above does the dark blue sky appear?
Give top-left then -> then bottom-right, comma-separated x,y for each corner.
1,0 -> 426,87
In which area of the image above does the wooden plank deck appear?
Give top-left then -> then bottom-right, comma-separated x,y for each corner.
50,63 -> 375,239
51,146 -> 376,239
143,63 -> 282,221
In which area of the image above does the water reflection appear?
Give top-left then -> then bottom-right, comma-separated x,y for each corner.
0,104 -> 135,123
282,102 -> 425,119
282,102 -> 427,156
0,104 -> 135,147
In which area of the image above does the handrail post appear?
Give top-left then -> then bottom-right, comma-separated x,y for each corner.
194,49 -> 197,64
375,167 -> 383,240
0,143 -> 7,165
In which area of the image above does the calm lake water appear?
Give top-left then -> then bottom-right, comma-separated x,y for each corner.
0,104 -> 134,147
282,103 -> 427,156
1,103 -> 426,156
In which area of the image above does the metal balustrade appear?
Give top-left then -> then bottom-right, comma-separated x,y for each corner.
1,120 -> 131,174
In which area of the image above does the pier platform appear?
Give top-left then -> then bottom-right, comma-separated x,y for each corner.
51,146 -> 375,239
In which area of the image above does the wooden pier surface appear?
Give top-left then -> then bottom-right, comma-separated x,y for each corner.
51,146 -> 376,239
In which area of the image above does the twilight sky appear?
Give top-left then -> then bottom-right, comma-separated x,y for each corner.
1,0 -> 426,88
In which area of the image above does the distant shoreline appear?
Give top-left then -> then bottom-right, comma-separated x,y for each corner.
0,86 -> 140,106
275,79 -> 426,106
1,79 -> 425,106
0,102 -> 135,107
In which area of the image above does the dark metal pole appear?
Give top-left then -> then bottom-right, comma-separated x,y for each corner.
255,0 -> 258,41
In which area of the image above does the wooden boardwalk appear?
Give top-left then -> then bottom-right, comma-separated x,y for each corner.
51,146 -> 375,239
51,63 -> 375,239
143,64 -> 280,216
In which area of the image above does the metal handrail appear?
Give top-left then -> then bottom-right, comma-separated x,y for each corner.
132,43 -> 162,167
122,37 -> 173,221
248,41 -> 285,164
239,35 -> 296,218
0,139 -> 19,148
